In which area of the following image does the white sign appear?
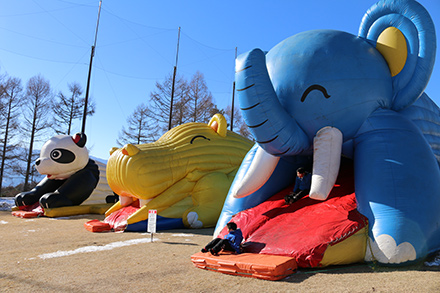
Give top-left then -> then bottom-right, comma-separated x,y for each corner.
147,209 -> 157,234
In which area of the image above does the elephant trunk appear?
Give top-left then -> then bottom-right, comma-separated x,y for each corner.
235,49 -> 310,156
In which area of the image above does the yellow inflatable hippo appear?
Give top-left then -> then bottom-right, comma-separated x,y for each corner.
105,114 -> 253,231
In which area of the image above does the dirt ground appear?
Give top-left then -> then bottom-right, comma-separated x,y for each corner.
0,211 -> 439,292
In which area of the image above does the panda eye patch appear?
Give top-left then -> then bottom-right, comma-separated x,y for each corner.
50,149 -> 76,164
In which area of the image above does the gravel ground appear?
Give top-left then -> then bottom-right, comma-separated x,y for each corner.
0,210 -> 439,292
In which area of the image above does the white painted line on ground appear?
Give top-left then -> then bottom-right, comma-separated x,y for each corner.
38,238 -> 157,259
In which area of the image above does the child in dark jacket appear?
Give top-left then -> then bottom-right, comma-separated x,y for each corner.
285,167 -> 311,204
201,222 -> 243,255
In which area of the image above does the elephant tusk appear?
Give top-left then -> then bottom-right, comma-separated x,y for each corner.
309,126 -> 343,200
232,145 -> 280,198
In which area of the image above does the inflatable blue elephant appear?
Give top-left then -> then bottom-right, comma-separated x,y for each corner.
216,0 -> 440,265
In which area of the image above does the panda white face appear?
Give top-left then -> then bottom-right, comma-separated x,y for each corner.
36,134 -> 89,180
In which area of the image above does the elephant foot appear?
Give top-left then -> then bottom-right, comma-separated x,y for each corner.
365,234 -> 417,264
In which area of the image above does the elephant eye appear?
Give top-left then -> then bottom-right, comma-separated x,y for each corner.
190,135 -> 210,144
300,84 -> 331,102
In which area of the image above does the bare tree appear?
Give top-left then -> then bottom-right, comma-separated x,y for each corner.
187,71 -> 217,123
117,103 -> 158,146
52,82 -> 95,135
0,76 -> 23,192
11,146 -> 41,190
224,105 -> 252,140
149,73 -> 190,133
21,74 -> 52,191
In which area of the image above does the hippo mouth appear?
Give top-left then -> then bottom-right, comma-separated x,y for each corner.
216,158 -> 368,268
101,185 -> 189,232
102,197 -> 162,232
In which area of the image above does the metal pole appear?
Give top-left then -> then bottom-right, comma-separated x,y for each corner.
82,0 -> 102,134
168,27 -> 181,130
230,47 -> 237,131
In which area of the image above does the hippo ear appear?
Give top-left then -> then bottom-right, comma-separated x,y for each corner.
109,147 -> 119,156
72,132 -> 87,148
208,113 -> 227,137
358,0 -> 436,111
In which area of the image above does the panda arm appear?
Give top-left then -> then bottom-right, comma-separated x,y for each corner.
15,177 -> 66,206
24,177 -> 65,196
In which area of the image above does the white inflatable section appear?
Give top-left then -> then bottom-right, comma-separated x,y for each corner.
365,234 -> 417,264
187,212 -> 203,228
232,145 -> 280,198
309,127 -> 343,200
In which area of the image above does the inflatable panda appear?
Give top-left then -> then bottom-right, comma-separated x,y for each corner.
15,133 -> 100,209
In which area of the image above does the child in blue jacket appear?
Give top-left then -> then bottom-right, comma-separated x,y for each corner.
285,167 -> 311,204
201,222 -> 243,255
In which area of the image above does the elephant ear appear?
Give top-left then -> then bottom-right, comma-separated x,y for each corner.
358,0 -> 436,111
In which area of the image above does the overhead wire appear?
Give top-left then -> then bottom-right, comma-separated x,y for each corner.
53,49 -> 90,90
54,0 -> 95,8
0,3 -> 86,18
100,7 -> 176,31
0,26 -> 87,49
31,0 -> 91,46
94,53 -> 127,119
99,7 -> 175,68
1,1 -> 238,111
0,47 -> 88,65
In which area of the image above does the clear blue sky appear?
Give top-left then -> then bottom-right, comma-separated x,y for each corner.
0,0 -> 439,160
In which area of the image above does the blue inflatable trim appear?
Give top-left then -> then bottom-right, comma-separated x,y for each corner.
125,216 -> 185,232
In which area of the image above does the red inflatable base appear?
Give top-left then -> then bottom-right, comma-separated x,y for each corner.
218,159 -> 367,268
11,203 -> 44,218
85,205 -> 140,232
84,219 -> 112,232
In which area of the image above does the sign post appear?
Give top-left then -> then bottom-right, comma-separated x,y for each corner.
148,209 -> 157,242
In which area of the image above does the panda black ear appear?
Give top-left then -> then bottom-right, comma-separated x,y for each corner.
72,133 -> 87,148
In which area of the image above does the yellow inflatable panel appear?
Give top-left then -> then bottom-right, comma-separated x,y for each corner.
44,203 -> 113,217
320,227 -> 368,266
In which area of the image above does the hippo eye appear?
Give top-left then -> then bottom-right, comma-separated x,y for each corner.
50,148 -> 76,164
190,135 -> 210,144
300,84 -> 331,102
